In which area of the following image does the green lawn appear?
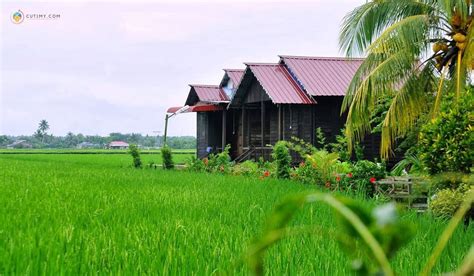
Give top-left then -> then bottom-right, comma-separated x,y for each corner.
0,154 -> 472,274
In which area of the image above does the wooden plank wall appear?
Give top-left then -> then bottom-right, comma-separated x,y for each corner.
196,111 -> 223,158
196,112 -> 208,159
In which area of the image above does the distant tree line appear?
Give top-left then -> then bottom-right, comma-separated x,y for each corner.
0,133 -> 196,149
1,120 -> 196,149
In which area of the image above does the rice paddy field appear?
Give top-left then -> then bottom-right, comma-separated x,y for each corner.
0,153 -> 472,275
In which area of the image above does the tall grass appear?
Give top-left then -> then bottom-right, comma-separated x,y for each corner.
0,154 -> 472,274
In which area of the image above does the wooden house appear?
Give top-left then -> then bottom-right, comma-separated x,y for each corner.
168,55 -> 384,162
167,69 -> 244,158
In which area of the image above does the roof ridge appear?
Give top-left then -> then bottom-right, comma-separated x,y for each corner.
223,68 -> 245,72
245,62 -> 279,66
189,84 -> 220,88
279,55 -> 365,61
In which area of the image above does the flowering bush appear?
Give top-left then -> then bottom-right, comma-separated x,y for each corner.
291,161 -> 323,185
351,160 -> 387,197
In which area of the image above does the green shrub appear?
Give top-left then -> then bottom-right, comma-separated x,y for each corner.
391,152 -> 427,176
330,128 -> 351,162
185,156 -> 205,172
161,146 -> 174,169
429,188 -> 465,219
429,172 -> 473,192
288,136 -> 315,157
205,145 -> 232,174
272,141 -> 291,179
418,93 -> 473,175
352,160 -> 387,197
232,160 -> 259,177
291,161 -> 323,185
314,127 -> 327,150
128,144 -> 142,168
305,150 -> 340,185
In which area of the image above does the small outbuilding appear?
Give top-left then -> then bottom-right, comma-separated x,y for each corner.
108,141 -> 129,149
7,140 -> 32,149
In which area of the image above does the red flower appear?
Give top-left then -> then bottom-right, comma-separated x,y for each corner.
263,170 -> 270,177
203,158 -> 209,165
325,182 -> 331,188
370,177 -> 376,184
299,161 -> 305,167
347,173 -> 353,178
336,176 -> 341,182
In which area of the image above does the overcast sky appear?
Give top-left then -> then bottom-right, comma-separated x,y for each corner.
0,0 -> 364,137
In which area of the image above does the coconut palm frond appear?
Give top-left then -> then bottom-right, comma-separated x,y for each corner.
340,0 -> 472,158
439,0 -> 470,20
339,0 -> 432,56
368,14 -> 432,55
344,51 -> 419,152
380,63 -> 437,158
461,21 -> 474,74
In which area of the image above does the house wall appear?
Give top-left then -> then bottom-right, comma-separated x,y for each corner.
201,84 -> 398,166
196,111 -> 223,158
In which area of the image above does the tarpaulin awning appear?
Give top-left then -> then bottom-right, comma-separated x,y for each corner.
167,104 -> 224,114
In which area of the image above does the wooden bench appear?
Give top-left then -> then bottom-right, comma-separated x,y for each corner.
375,176 -> 429,212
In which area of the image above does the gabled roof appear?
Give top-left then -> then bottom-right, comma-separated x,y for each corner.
230,63 -> 315,106
221,69 -> 245,88
279,55 -> 364,96
109,141 -> 129,147
185,84 -> 229,106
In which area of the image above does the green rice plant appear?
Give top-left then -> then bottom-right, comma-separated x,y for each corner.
247,190 -> 474,276
0,154 -> 472,275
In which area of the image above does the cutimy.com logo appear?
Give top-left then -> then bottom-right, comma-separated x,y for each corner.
11,10 -> 24,24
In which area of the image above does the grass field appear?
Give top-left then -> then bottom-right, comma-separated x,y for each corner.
0,154 -> 472,274
0,148 -> 196,155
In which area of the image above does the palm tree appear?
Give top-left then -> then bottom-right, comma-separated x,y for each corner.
38,120 -> 50,143
339,0 -> 473,158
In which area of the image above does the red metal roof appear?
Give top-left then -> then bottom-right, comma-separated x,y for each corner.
109,141 -> 129,147
280,56 -> 364,96
223,69 -> 245,87
246,63 -> 314,104
190,84 -> 229,102
167,104 -> 224,114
